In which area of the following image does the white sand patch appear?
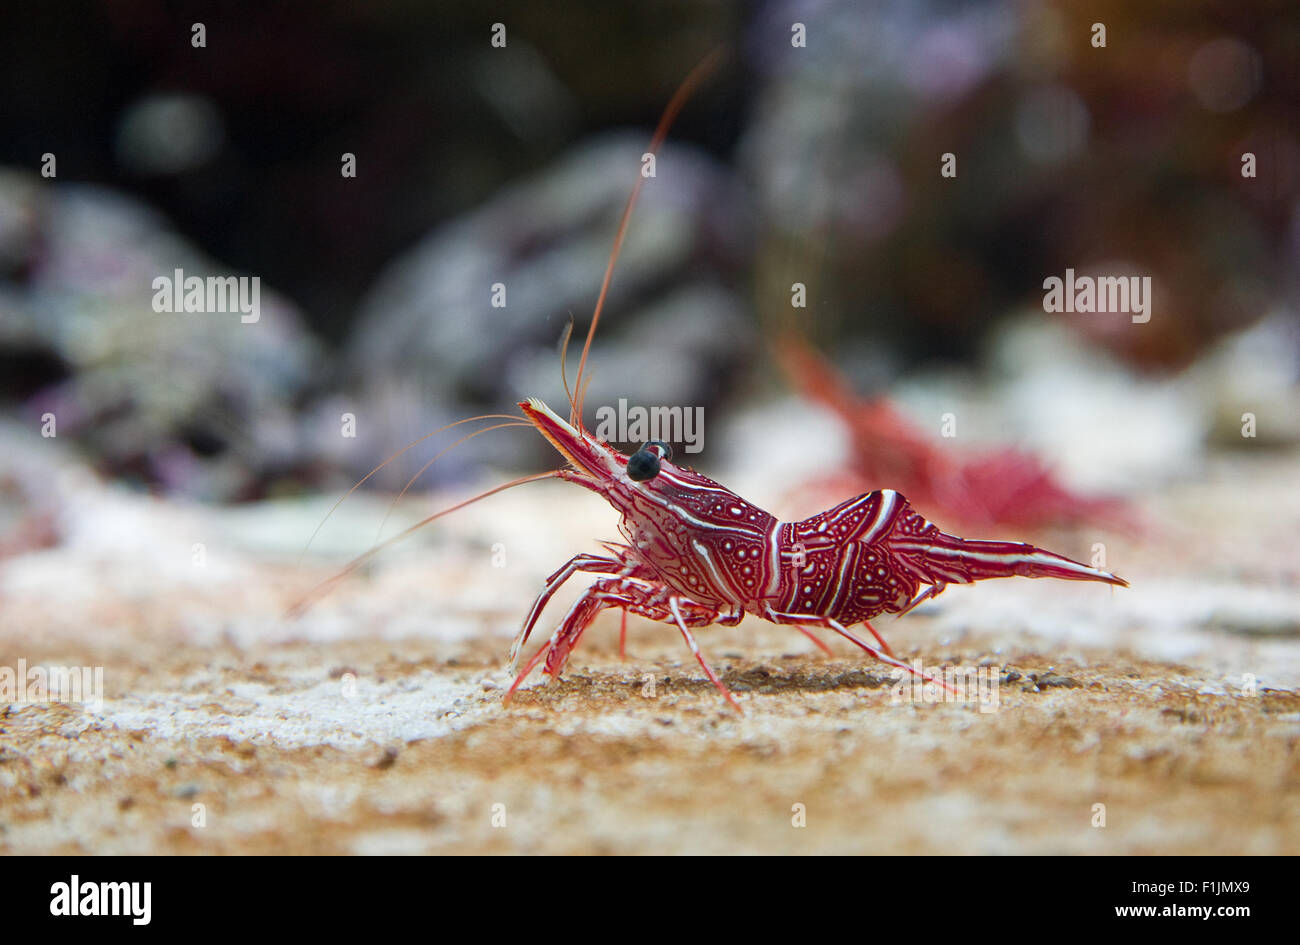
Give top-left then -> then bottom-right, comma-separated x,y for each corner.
96,670 -> 495,750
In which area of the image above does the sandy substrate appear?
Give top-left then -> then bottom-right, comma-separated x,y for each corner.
1,433 -> 1298,854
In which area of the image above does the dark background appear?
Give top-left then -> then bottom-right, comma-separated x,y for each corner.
1,0 -> 1296,499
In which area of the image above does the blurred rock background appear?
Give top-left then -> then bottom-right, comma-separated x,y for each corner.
0,0 -> 1296,511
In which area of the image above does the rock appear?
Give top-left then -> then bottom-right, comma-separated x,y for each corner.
0,172 -> 325,500
1036,674 -> 1083,689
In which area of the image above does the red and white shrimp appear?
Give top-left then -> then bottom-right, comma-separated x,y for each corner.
303,52 -> 1126,713
503,399 -> 1125,711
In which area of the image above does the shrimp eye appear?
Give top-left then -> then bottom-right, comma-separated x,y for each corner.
627,441 -> 671,481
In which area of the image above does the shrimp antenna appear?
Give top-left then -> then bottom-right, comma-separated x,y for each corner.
374,420 -> 533,544
559,314 -> 577,418
570,47 -> 725,429
299,413 -> 527,564
288,470 -> 561,619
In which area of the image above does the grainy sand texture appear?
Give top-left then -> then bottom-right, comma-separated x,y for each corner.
2,430 -> 1297,854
